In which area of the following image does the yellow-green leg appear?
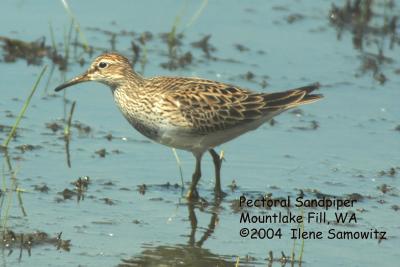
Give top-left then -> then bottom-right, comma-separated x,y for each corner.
209,148 -> 226,198
186,154 -> 202,199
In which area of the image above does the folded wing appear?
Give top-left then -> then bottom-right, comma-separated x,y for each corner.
162,79 -> 322,134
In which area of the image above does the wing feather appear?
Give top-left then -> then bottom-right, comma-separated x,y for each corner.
154,77 -> 322,134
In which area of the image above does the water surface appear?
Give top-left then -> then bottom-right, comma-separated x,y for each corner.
0,0 -> 399,266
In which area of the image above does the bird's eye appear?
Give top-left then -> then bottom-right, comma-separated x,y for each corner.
99,62 -> 108,68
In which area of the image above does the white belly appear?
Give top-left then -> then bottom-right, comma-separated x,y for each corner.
157,117 -> 269,154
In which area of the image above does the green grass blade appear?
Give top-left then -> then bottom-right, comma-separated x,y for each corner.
64,101 -> 76,137
49,21 -> 57,51
298,207 -> 305,264
186,0 -> 208,28
172,148 -> 184,189
61,0 -> 90,51
2,66 -> 48,148
16,188 -> 27,216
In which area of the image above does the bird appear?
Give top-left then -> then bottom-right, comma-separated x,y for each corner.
54,52 -> 322,199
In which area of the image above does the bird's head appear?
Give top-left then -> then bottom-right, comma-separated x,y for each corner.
55,53 -> 136,92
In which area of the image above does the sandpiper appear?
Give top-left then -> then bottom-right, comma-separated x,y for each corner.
55,53 -> 322,199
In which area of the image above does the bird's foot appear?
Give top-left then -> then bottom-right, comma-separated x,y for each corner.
186,188 -> 200,200
214,188 -> 227,199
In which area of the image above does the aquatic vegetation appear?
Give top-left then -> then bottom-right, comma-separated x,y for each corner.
329,0 -> 399,84
0,1 -> 398,265
2,66 -> 47,148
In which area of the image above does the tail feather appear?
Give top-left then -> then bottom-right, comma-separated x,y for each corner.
262,83 -> 323,110
291,82 -> 320,94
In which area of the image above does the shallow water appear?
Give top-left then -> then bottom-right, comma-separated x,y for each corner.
1,0 -> 399,266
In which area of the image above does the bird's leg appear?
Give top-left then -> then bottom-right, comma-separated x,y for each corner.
209,149 -> 226,198
186,154 -> 202,200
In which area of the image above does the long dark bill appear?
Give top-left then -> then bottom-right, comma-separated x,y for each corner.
54,72 -> 91,92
